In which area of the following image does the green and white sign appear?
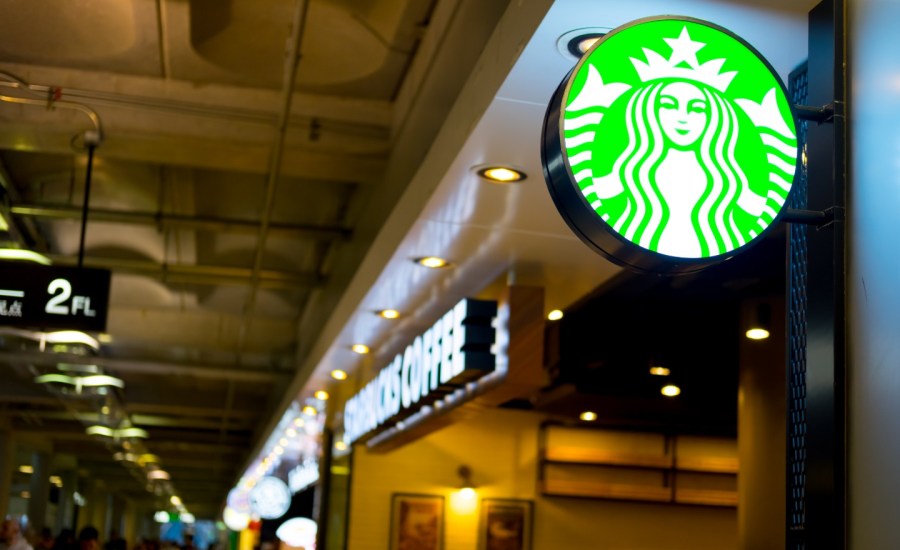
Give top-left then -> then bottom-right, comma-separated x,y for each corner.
542,17 -> 798,273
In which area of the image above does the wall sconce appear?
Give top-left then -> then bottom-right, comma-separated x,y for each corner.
746,303 -> 772,340
457,465 -> 476,496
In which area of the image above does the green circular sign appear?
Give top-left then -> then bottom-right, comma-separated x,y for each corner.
542,17 -> 798,273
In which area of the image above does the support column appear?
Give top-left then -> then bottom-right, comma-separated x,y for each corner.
55,470 -> 78,532
848,0 -> 900,548
27,452 -> 51,533
0,429 -> 14,521
738,297 -> 786,549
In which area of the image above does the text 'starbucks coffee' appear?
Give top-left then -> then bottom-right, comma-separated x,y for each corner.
542,17 -> 799,274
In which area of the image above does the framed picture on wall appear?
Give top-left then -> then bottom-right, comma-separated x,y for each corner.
389,493 -> 445,550
477,499 -> 533,550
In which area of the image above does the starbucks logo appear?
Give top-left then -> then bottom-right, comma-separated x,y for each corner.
542,17 -> 798,273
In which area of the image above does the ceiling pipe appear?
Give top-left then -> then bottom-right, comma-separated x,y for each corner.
10,204 -> 350,241
0,350 -> 285,382
46,255 -> 321,289
238,0 -> 312,358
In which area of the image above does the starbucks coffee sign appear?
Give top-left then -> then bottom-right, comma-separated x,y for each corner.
542,17 -> 798,273
343,298 -> 498,444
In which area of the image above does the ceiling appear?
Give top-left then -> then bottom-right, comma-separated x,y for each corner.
0,0 -> 818,520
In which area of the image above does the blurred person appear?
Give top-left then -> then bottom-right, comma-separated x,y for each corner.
103,531 -> 124,550
77,527 -> 98,550
1,519 -> 34,550
53,530 -> 75,550
35,528 -> 54,550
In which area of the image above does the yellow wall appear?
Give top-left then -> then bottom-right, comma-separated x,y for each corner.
347,409 -> 736,550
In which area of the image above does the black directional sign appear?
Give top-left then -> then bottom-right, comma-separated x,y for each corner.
0,263 -> 111,331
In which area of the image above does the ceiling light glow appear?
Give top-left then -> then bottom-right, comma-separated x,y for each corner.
378,309 -> 400,320
661,385 -> 682,397
746,328 -> 770,340
547,309 -> 564,321
414,256 -> 450,269
351,344 -> 369,355
579,411 -> 598,422
477,166 -> 526,183
649,366 -> 671,376
331,369 -> 348,380
314,390 -> 329,401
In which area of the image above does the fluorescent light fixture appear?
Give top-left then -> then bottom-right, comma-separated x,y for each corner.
314,390 -> 329,401
579,411 -> 598,421
154,511 -> 169,524
330,369 -> 348,381
35,373 -> 124,391
476,166 -> 527,183
147,470 -> 170,481
661,385 -> 682,397
86,425 -> 115,437
180,513 -> 195,524
45,330 -> 101,350
86,425 -> 146,439
0,248 -> 51,265
137,453 -> 160,466
547,309 -> 564,321
0,211 -> 8,232
18,465 -> 33,474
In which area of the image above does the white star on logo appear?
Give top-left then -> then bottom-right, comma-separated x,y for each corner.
664,26 -> 706,69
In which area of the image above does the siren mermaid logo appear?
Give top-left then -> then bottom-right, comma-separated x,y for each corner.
545,18 -> 798,266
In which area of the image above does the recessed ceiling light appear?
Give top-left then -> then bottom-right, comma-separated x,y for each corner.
476,166 -> 526,183
745,328 -> 770,340
579,411 -> 597,421
547,309 -> 564,321
572,34 -> 604,55
315,390 -> 329,400
557,28 -> 610,60
414,256 -> 451,269
334,441 -> 348,451
294,418 -> 305,427
303,405 -> 318,416
661,385 -> 681,397
331,369 -> 348,381
351,344 -> 370,355
649,366 -> 671,376
378,309 -> 400,320
170,496 -> 182,506
279,438 -> 289,447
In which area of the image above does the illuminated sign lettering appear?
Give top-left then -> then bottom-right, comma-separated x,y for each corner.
343,298 -> 497,444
